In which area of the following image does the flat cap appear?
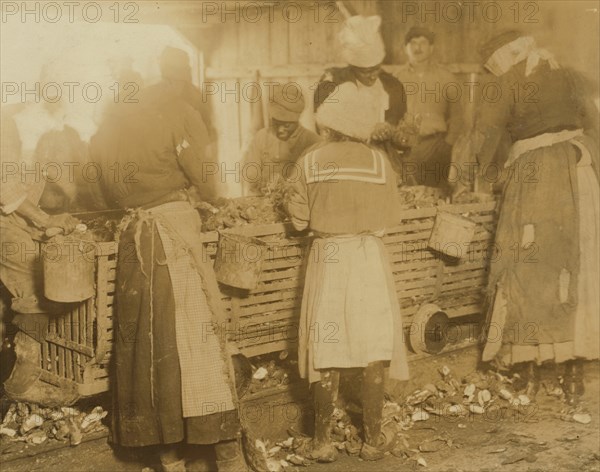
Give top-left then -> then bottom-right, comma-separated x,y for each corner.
405,26 -> 435,44
269,83 -> 305,122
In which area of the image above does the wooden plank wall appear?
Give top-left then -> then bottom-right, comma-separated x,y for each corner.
202,2 -> 347,197
380,0 -> 599,76
197,1 -> 598,197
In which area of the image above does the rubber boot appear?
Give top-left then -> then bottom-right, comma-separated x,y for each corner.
295,370 -> 339,463
524,361 -> 540,400
3,331 -> 42,395
185,444 -> 215,472
574,360 -> 585,397
360,361 -> 393,461
312,369 -> 339,462
563,360 -> 585,406
215,438 -> 249,472
3,327 -> 79,406
160,444 -> 186,472
4,313 -> 49,396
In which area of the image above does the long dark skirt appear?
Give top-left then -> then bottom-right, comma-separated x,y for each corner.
483,141 -> 581,365
111,217 -> 240,447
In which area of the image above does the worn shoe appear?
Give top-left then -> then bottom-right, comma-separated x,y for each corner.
186,457 -> 215,472
360,442 -> 385,461
215,439 -> 250,472
294,437 -> 338,463
359,422 -> 397,461
161,458 -> 187,472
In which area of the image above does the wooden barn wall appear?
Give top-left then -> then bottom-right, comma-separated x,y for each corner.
380,0 -> 599,78
192,1 -> 598,197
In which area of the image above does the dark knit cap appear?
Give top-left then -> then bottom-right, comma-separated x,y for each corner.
405,26 -> 435,44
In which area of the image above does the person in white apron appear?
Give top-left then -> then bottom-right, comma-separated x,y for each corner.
286,83 -> 409,462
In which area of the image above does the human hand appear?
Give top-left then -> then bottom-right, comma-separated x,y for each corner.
450,181 -> 470,201
45,213 -> 81,235
370,122 -> 395,142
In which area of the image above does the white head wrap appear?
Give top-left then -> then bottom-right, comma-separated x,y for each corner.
315,82 -> 377,141
486,36 -> 559,77
339,15 -> 386,68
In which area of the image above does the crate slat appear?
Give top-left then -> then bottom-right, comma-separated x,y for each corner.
39,201 -> 497,396
238,289 -> 301,307
236,308 -> 299,325
45,334 -> 95,357
250,278 -> 305,294
239,298 -> 301,316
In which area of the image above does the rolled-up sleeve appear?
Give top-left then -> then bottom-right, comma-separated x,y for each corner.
284,156 -> 310,231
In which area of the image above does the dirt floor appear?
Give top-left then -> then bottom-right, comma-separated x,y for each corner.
1,347 -> 599,472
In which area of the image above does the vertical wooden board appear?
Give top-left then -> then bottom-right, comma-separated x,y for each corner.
65,345 -> 73,381
48,323 -> 56,375
307,4 -> 327,64
211,78 -> 243,197
239,77 -> 257,155
323,7 -> 344,64
211,22 -> 239,69
79,302 -> 85,347
64,311 -> 73,380
95,256 -> 109,363
41,340 -> 49,373
287,5 -> 311,64
74,353 -> 82,383
238,13 -> 271,66
268,10 -> 289,65
86,298 -> 94,348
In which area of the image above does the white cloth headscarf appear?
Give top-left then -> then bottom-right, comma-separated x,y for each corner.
316,82 -> 381,141
485,36 -> 559,77
339,15 -> 386,68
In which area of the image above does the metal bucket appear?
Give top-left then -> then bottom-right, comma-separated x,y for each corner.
428,211 -> 477,258
214,232 -> 268,290
43,237 -> 96,302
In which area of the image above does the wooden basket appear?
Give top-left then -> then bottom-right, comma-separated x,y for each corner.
427,211 -> 477,258
42,237 -> 96,302
214,232 -> 268,290
39,242 -> 117,396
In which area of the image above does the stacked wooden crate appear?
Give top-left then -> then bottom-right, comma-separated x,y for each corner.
38,200 -> 497,396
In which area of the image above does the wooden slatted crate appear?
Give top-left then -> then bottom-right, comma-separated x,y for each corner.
38,200 -> 497,396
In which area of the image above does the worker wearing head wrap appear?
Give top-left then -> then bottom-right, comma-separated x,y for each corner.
313,15 -> 407,147
285,84 -> 409,463
454,31 -> 599,407
393,26 -> 464,194
242,83 -> 321,196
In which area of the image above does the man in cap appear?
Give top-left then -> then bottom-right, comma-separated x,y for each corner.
243,82 -> 321,196
314,15 -> 407,146
394,26 -> 463,193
